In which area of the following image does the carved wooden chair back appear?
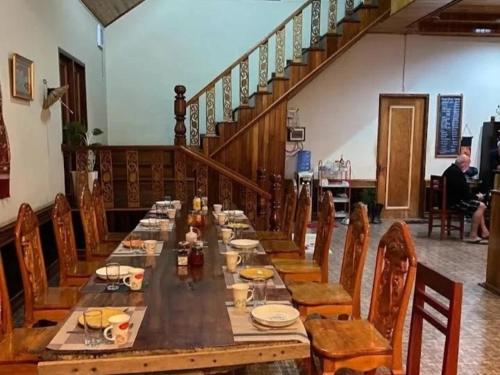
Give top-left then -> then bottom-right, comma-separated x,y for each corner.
79,184 -> 99,259
293,184 -> 312,256
367,221 -> 417,369
281,180 -> 298,238
52,194 -> 79,283
339,202 -> 370,318
92,180 -> 109,242
15,203 -> 49,326
0,254 -> 13,337
407,262 -> 463,375
312,191 -> 335,281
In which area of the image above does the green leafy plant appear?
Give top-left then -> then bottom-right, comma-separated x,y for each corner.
63,122 -> 103,146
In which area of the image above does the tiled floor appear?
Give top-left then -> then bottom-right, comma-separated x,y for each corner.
239,221 -> 500,375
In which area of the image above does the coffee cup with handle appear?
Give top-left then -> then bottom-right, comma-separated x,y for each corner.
225,251 -> 242,273
123,267 -> 145,291
103,314 -> 130,345
232,283 -> 253,310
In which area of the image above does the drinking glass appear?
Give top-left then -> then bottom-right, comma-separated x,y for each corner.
83,310 -> 103,346
252,278 -> 267,307
106,263 -> 121,291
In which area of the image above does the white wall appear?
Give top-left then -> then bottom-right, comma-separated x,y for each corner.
288,33 -> 500,179
105,0 -> 304,145
0,0 -> 107,225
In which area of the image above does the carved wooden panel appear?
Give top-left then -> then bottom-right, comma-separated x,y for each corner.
369,222 -> 417,341
282,181 -> 298,238
339,203 -> 369,298
75,150 -> 88,172
0,82 -> 11,199
15,204 -> 48,325
196,163 -> 208,198
219,175 -> 233,209
175,150 -> 187,203
79,185 -> 99,259
0,255 -> 13,335
126,150 -> 140,207
151,151 -> 164,201
293,184 -> 312,252
52,194 -> 78,278
92,180 -> 109,242
99,150 -> 114,208
312,191 -> 335,268
245,189 -> 257,226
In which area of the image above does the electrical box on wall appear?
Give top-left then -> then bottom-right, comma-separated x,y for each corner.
287,127 -> 306,142
97,24 -> 104,49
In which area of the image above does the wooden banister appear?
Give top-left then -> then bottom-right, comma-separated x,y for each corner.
186,0 -> 313,106
209,7 -> 391,158
178,146 -> 271,200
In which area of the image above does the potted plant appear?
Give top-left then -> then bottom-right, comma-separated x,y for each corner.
63,122 -> 103,193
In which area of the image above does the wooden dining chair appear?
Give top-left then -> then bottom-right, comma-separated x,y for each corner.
92,180 -> 128,243
406,262 -> 463,375
260,183 -> 311,259
15,204 -> 80,327
256,180 -> 297,241
428,175 -> 464,240
272,190 -> 334,284
79,184 -> 116,260
304,221 -> 417,375
52,193 -> 103,287
0,254 -> 58,374
288,202 -> 369,319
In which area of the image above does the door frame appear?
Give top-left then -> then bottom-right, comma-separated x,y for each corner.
376,94 -> 429,218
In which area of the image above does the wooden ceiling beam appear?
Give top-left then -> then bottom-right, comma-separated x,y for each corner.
81,0 -> 144,26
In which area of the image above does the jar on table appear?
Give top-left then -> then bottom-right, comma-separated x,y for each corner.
189,241 -> 204,267
177,242 -> 190,267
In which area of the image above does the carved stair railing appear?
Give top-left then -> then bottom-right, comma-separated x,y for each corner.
174,86 -> 280,230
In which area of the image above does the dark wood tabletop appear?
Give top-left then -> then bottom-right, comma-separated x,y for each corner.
38,209 -> 305,375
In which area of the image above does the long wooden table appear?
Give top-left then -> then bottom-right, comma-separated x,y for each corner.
37,210 -> 309,374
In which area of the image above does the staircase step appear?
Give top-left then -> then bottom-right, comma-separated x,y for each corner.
216,121 -> 238,144
285,60 -> 309,87
302,46 -> 327,70
232,105 -> 255,123
249,91 -> 273,113
337,15 -> 362,45
319,32 -> 342,57
267,74 -> 289,101
201,133 -> 220,155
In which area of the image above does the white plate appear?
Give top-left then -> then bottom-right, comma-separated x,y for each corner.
155,200 -> 171,206
251,304 -> 300,328
229,239 -> 259,249
140,218 -> 160,227
224,210 -> 244,216
95,266 -> 132,280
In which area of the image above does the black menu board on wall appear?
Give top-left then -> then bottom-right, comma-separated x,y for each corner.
435,94 -> 463,158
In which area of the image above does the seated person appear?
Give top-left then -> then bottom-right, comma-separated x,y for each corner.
443,154 -> 489,243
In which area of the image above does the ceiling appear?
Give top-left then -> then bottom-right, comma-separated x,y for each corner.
81,0 -> 145,26
371,0 -> 500,36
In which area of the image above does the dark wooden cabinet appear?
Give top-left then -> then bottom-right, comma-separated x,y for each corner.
479,117 -> 500,191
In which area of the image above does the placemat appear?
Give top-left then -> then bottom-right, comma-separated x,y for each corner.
47,306 -> 147,351
112,241 -> 164,257
223,266 -> 286,289
226,306 -> 309,344
218,241 -> 266,255
133,222 -> 174,232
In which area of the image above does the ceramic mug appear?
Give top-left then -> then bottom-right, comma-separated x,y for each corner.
232,283 -> 253,310
103,314 -> 130,345
167,208 -> 176,219
123,267 -> 145,291
213,204 -> 222,214
221,228 -> 235,244
143,240 -> 157,255
217,213 -> 228,226
225,251 -> 242,273
159,219 -> 169,231
172,200 -> 182,210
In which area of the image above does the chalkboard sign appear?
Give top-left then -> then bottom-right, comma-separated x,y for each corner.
435,95 -> 463,157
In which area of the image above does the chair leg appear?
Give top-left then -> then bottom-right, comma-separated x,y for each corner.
447,214 -> 452,235
459,215 -> 465,240
440,214 -> 446,241
428,213 -> 433,237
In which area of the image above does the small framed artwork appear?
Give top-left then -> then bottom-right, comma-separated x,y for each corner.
11,53 -> 34,101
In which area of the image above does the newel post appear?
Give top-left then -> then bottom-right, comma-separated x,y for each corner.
174,85 -> 187,146
270,174 -> 282,231
257,168 -> 268,230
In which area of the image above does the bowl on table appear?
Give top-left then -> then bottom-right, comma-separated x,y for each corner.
121,239 -> 144,248
140,218 -> 160,227
224,210 -> 245,217
229,239 -> 259,250
251,304 -> 300,328
226,222 -> 250,230
95,265 -> 133,280
239,267 -> 274,280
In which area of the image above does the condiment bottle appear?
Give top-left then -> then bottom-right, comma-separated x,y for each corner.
193,189 -> 202,212
189,241 -> 204,267
177,249 -> 189,267
185,226 -> 200,244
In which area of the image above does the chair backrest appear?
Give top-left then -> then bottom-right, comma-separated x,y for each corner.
368,221 -> 417,369
78,184 -> 99,259
406,262 -> 463,375
293,183 -> 312,256
0,254 -> 13,337
52,193 -> 79,283
92,179 -> 109,242
339,202 -> 370,318
281,180 -> 298,239
313,191 -> 335,282
430,175 -> 447,211
15,203 -> 49,326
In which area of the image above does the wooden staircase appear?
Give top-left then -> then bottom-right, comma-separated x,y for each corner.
179,0 -> 392,182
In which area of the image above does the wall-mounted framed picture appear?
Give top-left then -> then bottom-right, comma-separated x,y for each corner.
11,53 -> 34,101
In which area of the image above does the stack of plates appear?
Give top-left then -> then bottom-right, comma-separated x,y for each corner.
155,200 -> 171,206
140,218 -> 160,227
224,210 -> 245,217
229,239 -> 259,249
95,266 -> 132,280
251,304 -> 299,328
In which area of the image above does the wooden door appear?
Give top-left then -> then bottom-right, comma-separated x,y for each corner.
59,51 -> 87,126
377,95 -> 428,219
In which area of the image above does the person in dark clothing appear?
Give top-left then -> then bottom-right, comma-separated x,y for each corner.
443,154 -> 489,243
